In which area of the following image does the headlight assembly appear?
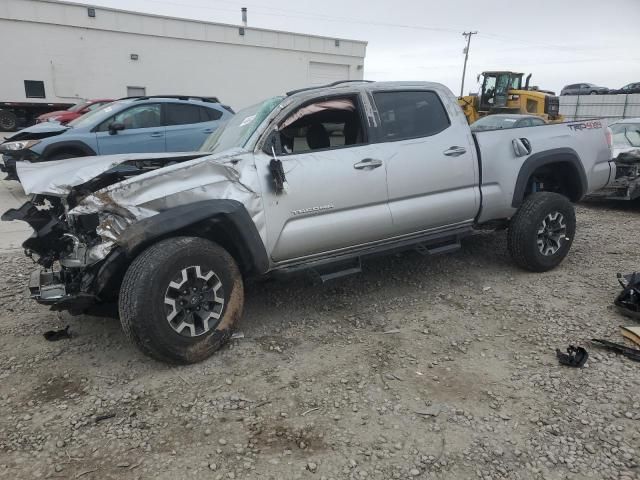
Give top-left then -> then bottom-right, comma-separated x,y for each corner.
0,139 -> 41,151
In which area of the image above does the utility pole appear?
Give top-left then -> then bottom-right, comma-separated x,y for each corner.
460,31 -> 478,97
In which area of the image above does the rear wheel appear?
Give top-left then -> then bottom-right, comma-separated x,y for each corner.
119,237 -> 244,364
507,192 -> 576,272
0,110 -> 18,131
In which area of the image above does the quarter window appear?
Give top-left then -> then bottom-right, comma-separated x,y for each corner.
373,91 -> 450,141
200,106 -> 223,121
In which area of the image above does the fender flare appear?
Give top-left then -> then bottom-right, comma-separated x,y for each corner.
41,141 -> 96,160
116,199 -> 269,275
511,147 -> 588,208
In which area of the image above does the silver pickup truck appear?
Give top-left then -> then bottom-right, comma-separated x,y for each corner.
2,81 -> 614,363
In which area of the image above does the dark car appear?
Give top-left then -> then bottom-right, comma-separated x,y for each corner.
609,82 -> 640,95
560,83 -> 609,96
470,114 -> 547,132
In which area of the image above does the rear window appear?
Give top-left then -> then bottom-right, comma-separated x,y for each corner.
373,91 -> 450,141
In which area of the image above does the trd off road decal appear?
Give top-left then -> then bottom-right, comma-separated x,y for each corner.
567,121 -> 602,131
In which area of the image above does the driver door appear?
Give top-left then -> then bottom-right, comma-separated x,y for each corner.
95,103 -> 165,154
255,93 -> 393,263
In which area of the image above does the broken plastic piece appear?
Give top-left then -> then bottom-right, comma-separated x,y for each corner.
615,272 -> 640,320
43,325 -> 71,341
620,326 -> 640,348
591,338 -> 640,362
556,345 -> 589,367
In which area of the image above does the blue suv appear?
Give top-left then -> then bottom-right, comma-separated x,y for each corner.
0,96 -> 234,179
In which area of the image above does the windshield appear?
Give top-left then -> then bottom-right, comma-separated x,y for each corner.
67,101 -> 129,128
610,123 -> 640,147
200,96 -> 283,153
472,116 -> 520,129
68,102 -> 90,113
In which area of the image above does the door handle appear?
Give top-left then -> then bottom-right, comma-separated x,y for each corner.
353,158 -> 383,170
150,132 -> 164,138
203,129 -> 214,134
443,146 -> 467,157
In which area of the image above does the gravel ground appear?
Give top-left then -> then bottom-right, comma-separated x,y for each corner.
0,202 -> 639,480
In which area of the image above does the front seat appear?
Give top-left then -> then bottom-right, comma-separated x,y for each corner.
306,124 -> 330,150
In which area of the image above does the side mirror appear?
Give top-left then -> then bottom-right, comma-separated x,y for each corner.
512,138 -> 532,157
108,122 -> 125,135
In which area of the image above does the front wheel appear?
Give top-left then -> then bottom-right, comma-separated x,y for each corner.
507,192 -> 576,272
119,237 -> 244,364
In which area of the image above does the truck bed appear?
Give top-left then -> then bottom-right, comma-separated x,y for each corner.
473,120 -> 614,223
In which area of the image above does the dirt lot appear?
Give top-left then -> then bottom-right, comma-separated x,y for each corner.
0,201 -> 639,480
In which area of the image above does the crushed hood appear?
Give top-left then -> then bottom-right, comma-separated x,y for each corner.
4,122 -> 70,142
17,151 -> 207,196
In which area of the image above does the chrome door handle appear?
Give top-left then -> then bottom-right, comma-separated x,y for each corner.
150,132 -> 164,138
354,158 -> 383,169
443,146 -> 467,156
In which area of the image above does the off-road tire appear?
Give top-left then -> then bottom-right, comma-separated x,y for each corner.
119,236 -> 244,364
0,110 -> 18,131
507,192 -> 576,272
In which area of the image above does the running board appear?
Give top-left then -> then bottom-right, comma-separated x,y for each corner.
315,258 -> 362,283
414,240 -> 461,256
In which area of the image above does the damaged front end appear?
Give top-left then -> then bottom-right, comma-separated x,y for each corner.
3,149 -> 263,314
2,193 -> 129,313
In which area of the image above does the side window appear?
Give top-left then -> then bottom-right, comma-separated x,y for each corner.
373,91 -> 450,141
97,104 -> 161,132
530,118 -> 545,126
518,118 -> 532,127
164,104 -> 203,126
200,106 -> 223,122
277,96 -> 365,155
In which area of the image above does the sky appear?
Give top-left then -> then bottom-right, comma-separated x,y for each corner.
71,0 -> 640,95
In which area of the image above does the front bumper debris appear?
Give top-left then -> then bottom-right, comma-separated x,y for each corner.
29,268 -> 97,313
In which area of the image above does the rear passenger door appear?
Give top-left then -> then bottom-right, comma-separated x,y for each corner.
371,89 -> 479,235
163,103 -> 223,151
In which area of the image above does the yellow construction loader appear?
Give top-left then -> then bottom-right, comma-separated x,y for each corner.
458,71 -> 563,124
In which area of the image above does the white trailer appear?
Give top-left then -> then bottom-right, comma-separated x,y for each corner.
0,0 -> 367,130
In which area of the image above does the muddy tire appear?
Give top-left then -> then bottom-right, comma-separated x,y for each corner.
119,236 -> 244,364
507,192 -> 576,272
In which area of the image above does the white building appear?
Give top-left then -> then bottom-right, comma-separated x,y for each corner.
0,0 -> 367,110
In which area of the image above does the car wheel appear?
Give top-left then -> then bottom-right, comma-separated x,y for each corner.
119,236 -> 244,364
507,192 -> 576,272
0,110 -> 18,131
589,91 -> 598,95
